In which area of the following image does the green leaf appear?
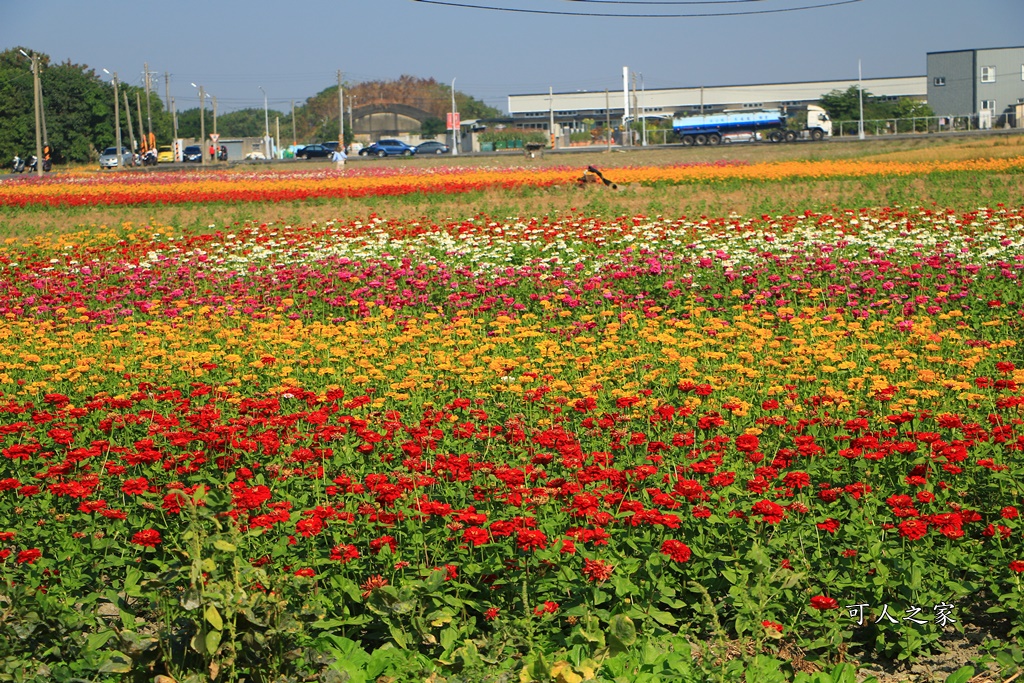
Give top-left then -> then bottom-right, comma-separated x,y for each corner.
205,629 -> 222,655
205,605 -> 223,631
944,666 -> 975,683
607,613 -> 637,654
213,539 -> 237,552
389,623 -> 409,649
86,629 -> 116,651
98,651 -> 132,674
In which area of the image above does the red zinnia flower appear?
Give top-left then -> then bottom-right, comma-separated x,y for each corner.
462,526 -> 489,547
1009,561 -> 1024,573
516,528 -> 548,552
582,558 -> 615,583
816,518 -> 840,534
360,574 -> 389,598
369,535 -> 397,555
810,595 -> 839,610
16,548 -> 41,564
898,519 -> 928,541
660,539 -> 692,563
762,619 -> 783,633
131,529 -> 161,548
121,477 -> 149,495
329,544 -> 359,563
484,607 -> 499,621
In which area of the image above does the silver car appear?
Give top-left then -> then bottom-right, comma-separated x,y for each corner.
99,146 -> 133,169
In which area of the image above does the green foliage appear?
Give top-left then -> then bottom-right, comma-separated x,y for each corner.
0,47 -> 178,164
420,116 -> 446,139
819,86 -> 935,129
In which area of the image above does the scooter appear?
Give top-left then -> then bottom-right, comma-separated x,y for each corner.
25,155 -> 38,173
12,155 -> 25,173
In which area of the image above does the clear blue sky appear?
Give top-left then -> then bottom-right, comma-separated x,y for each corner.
3,0 -> 1022,113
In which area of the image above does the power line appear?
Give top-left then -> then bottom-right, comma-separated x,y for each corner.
410,0 -> 862,17
566,0 -> 768,4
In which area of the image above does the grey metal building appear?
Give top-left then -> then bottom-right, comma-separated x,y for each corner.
927,46 -> 1024,127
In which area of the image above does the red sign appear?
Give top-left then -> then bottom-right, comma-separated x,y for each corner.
447,112 -> 461,130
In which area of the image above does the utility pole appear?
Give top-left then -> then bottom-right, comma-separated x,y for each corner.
857,59 -> 865,140
338,70 -> 344,149
549,86 -> 555,150
101,69 -> 123,169
626,71 -> 634,147
275,116 -> 281,157
144,62 -> 153,137
171,97 -> 178,147
199,85 -> 206,166
22,51 -> 43,176
291,100 -> 296,147
34,54 -> 49,171
348,95 -> 355,142
622,66 -> 630,146
640,73 -> 647,146
605,89 -> 611,151
135,92 -> 145,153
124,91 -> 136,155
164,71 -> 171,112
450,77 -> 458,156
259,86 -> 269,159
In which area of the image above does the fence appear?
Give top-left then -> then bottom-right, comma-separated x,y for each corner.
832,113 -> 1018,137
555,112 -> 1021,149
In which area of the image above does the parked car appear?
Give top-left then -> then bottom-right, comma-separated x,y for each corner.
414,140 -> 450,155
98,146 -> 133,169
182,145 -> 203,162
720,131 -> 761,144
359,139 -> 415,157
295,144 -> 333,159
157,146 -> 175,163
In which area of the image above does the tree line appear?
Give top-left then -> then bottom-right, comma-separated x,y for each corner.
0,48 -> 500,164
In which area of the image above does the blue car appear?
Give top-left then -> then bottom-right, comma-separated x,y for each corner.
359,139 -> 415,157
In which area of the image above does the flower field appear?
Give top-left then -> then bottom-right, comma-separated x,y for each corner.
1,156 -> 1022,208
2,158 -> 1024,683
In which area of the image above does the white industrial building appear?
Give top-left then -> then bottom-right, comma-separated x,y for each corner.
506,74 -> 927,132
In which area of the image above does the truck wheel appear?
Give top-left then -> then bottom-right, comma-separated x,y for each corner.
768,131 -> 783,143
811,129 -> 824,141
681,135 -> 695,147
707,133 -> 721,145
695,134 -> 707,146
785,130 -> 797,142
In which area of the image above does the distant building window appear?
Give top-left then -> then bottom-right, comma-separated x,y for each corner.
981,99 -> 995,111
981,66 -> 996,83
742,103 -> 763,109
1021,65 -> 1024,81
933,77 -> 946,86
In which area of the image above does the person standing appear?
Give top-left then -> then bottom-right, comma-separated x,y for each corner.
331,144 -> 347,170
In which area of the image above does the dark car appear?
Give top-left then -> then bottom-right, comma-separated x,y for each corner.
182,145 -> 203,163
359,139 -> 415,157
295,144 -> 333,159
414,140 -> 450,155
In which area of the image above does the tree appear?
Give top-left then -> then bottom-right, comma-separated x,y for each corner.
0,48 -> 36,163
420,117 -> 445,139
819,86 -> 865,122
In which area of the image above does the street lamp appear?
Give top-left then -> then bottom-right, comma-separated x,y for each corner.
102,68 -> 124,169
450,77 -> 458,157
259,86 -> 271,160
191,83 -> 207,165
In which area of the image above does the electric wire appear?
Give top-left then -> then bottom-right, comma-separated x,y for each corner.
410,0 -> 862,18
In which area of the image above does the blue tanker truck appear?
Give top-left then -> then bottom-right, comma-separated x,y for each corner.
672,104 -> 832,146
